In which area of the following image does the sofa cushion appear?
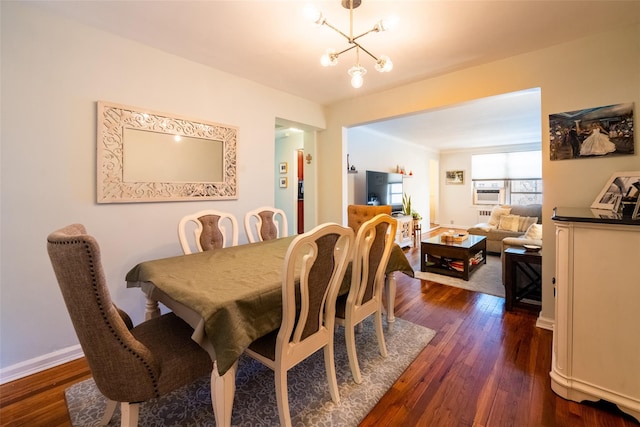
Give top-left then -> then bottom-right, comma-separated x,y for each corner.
518,216 -> 538,232
483,228 -> 525,243
502,236 -> 543,248
488,205 -> 512,226
498,215 -> 520,231
510,204 -> 542,223
524,223 -> 543,240
470,222 -> 494,232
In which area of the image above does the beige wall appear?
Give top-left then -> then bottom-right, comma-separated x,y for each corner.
0,2 -> 325,376
346,126 -> 437,224
438,143 -> 542,228
1,0 -> 638,379
319,24 -> 640,323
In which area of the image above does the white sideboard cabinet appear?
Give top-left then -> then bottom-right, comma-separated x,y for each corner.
551,208 -> 640,422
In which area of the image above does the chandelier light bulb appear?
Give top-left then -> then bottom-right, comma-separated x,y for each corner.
348,65 -> 367,88
320,49 -> 338,67
304,6 -> 325,26
374,15 -> 399,32
375,55 -> 393,72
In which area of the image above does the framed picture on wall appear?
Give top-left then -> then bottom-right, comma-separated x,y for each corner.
548,102 -> 635,161
445,170 -> 464,185
279,162 -> 288,174
591,171 -> 640,212
279,177 -> 288,188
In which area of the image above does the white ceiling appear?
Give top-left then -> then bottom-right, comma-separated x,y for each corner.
29,1 -> 639,150
354,88 -> 543,151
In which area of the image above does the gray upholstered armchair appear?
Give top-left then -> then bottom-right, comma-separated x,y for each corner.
46,224 -> 212,426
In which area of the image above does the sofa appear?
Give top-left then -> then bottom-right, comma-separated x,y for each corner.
467,204 -> 542,254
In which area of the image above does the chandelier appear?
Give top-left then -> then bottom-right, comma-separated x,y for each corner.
308,0 -> 395,89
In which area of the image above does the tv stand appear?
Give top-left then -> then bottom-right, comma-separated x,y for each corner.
394,215 -> 413,247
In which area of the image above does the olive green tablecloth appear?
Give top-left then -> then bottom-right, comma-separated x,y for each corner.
126,237 -> 413,375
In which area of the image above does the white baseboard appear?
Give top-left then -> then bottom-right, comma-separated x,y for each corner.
536,315 -> 554,331
0,345 -> 84,385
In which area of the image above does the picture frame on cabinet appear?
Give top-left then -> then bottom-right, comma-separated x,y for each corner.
633,197 -> 640,220
591,171 -> 640,212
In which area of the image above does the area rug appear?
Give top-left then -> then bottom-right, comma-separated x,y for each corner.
414,254 -> 505,297
65,317 -> 435,426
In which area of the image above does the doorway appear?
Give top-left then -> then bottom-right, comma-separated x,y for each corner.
275,121 -> 317,235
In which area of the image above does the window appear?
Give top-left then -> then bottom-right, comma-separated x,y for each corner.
471,151 -> 542,205
509,179 -> 543,205
389,182 -> 403,206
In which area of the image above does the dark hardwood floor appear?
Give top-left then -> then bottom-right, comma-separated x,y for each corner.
1,228 -> 638,426
362,243 -> 639,427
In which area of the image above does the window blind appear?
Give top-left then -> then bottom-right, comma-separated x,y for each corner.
471,151 -> 541,180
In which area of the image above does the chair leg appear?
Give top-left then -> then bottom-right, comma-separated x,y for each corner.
344,323 -> 363,384
120,402 -> 140,427
274,366 -> 292,427
98,399 -> 117,426
384,272 -> 397,331
323,341 -> 341,403
374,310 -> 388,358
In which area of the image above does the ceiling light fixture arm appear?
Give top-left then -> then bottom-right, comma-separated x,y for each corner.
312,0 -> 394,88
322,20 -> 353,43
351,42 -> 379,62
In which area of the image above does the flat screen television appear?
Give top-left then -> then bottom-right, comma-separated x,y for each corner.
365,170 -> 404,214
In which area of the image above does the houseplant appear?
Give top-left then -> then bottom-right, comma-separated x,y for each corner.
402,193 -> 412,217
403,193 -> 422,224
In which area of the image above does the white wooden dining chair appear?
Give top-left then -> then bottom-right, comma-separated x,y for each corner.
335,213 -> 397,384
244,223 -> 354,427
244,206 -> 288,243
178,210 -> 239,254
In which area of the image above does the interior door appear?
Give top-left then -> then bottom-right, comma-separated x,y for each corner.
297,149 -> 304,234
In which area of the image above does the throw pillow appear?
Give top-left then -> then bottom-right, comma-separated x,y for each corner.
524,223 -> 543,240
518,216 -> 538,232
498,214 -> 520,232
488,205 -> 512,226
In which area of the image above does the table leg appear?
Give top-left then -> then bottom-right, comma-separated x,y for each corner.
144,297 -> 161,320
505,253 -> 515,311
211,360 -> 237,427
384,272 -> 397,331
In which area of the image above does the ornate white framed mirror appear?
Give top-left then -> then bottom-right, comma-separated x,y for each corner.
97,101 -> 238,203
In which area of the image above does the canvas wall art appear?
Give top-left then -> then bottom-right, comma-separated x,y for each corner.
549,102 -> 634,161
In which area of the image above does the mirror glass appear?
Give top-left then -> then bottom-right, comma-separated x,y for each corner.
97,102 -> 237,203
122,129 -> 224,183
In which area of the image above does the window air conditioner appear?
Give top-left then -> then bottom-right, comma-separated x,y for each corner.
473,188 -> 505,205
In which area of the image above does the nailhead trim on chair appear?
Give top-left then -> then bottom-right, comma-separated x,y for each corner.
49,237 -> 161,397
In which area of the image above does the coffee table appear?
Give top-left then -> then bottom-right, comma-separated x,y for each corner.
420,234 -> 487,281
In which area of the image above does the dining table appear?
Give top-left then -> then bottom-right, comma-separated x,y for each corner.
125,235 -> 414,427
